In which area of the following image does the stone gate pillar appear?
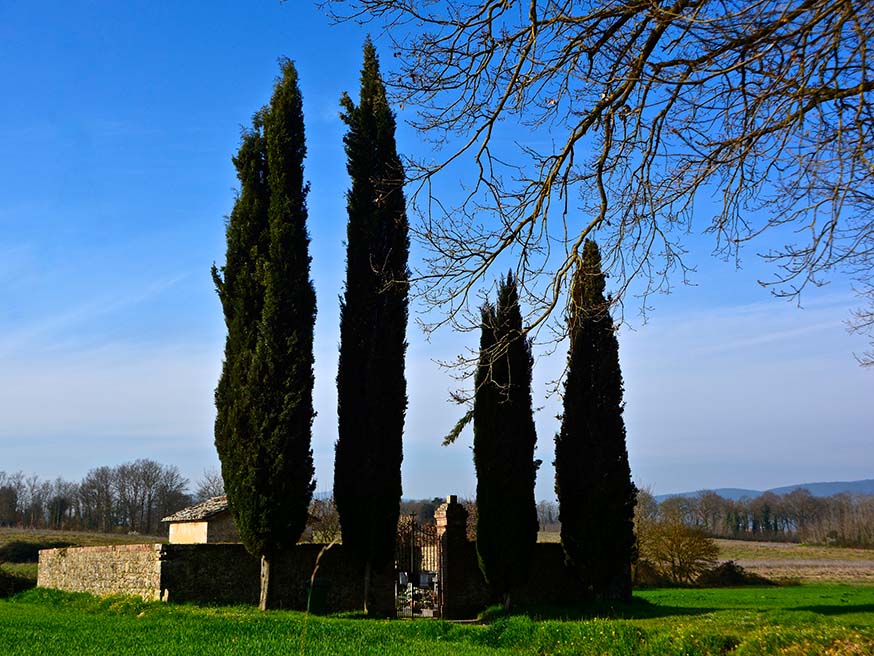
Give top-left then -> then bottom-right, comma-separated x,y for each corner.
435,495 -> 470,619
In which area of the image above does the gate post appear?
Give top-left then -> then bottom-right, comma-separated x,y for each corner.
435,495 -> 468,619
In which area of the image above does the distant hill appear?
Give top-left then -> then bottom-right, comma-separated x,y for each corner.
656,479 -> 874,502
768,479 -> 874,497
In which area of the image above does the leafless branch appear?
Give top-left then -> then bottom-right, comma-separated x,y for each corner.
324,0 -> 874,366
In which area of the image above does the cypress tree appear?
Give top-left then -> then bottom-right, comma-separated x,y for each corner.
473,272 -> 539,609
213,119 -> 269,503
333,39 -> 409,615
213,60 -> 316,611
555,239 -> 636,601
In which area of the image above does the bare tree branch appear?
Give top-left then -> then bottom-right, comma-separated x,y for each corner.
324,0 -> 874,365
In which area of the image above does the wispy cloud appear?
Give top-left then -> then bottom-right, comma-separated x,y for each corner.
690,318 -> 842,357
0,341 -> 218,434
618,290 -> 864,365
0,273 -> 187,359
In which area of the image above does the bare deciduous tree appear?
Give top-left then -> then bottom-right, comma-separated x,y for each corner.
307,497 -> 342,544
113,459 -> 189,534
79,466 -> 116,533
635,489 -> 719,584
325,0 -> 874,362
194,468 -> 225,502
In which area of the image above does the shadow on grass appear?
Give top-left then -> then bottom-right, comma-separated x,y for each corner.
481,596 -> 715,623
0,570 -> 37,599
794,603 -> 874,617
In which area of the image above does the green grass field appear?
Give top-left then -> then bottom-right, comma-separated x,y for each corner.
4,528 -> 873,653
1,585 -> 872,655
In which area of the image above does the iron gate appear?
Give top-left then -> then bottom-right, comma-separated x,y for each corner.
395,517 -> 441,617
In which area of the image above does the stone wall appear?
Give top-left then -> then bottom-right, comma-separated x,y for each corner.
440,541 -> 587,618
205,512 -> 239,543
436,497 -> 588,618
160,543 -> 392,613
38,544 -> 163,601
39,543 -> 393,614
39,497 -> 588,618
158,544 -> 256,605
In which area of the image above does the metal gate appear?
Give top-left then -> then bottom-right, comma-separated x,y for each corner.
395,517 -> 441,617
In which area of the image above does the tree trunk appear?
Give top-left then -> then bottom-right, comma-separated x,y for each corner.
503,591 -> 511,611
363,561 -> 372,615
259,554 -> 272,611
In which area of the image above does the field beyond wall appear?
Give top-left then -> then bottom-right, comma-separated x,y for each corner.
539,531 -> 874,585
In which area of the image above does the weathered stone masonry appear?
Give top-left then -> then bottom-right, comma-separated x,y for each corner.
38,544 -> 165,601
40,496 -> 587,618
436,496 -> 587,619
38,543 -> 393,613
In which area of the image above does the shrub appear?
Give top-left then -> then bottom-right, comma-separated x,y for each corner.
636,521 -> 718,585
632,559 -> 675,588
696,561 -> 776,587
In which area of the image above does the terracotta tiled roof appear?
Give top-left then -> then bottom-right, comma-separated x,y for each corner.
161,495 -> 229,523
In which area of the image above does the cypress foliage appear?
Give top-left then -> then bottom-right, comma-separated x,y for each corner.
333,39 -> 409,614
555,239 -> 636,601
213,60 -> 316,610
213,120 -> 269,501
473,272 -> 539,609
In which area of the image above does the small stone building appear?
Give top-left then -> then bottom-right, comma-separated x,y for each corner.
161,495 -> 239,544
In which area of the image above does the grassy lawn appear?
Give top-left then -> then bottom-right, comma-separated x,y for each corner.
5,529 -> 873,653
0,562 -> 37,579
1,585 -> 872,655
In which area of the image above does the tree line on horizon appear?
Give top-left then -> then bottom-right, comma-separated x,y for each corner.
640,488 -> 874,549
0,461 -> 192,536
212,40 -> 636,612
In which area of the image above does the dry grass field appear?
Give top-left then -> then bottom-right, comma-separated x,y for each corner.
714,538 -> 874,584
537,530 -> 561,544
539,531 -> 874,584
0,527 -> 165,549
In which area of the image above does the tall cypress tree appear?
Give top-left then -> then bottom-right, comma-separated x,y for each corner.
555,239 -> 636,601
473,272 -> 539,609
213,119 -> 269,509
333,39 -> 409,615
213,59 -> 316,611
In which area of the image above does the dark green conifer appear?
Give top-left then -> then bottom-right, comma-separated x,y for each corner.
555,239 -> 636,601
213,60 -> 316,610
473,272 -> 539,609
333,39 -> 409,615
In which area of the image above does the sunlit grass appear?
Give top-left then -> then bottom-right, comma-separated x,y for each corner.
0,563 -> 37,579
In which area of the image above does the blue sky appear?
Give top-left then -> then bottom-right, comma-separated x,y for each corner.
1,1 -> 871,500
